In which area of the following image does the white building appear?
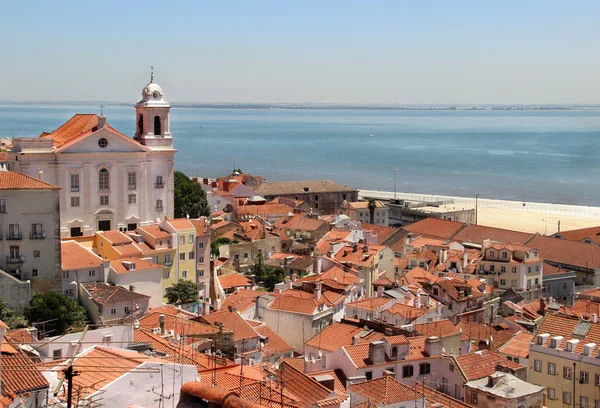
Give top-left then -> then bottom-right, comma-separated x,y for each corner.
107,258 -> 163,308
9,74 -> 176,237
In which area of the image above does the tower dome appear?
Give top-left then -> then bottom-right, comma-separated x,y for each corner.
142,82 -> 164,101
134,66 -> 172,148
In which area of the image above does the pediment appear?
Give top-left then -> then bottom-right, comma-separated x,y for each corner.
57,127 -> 149,154
95,208 -> 115,215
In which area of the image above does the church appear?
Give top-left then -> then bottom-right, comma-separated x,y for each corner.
9,74 -> 176,237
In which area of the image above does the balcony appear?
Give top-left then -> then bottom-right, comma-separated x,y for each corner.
6,232 -> 23,240
128,185 -> 137,190
6,255 -> 22,264
155,182 -> 164,189
164,261 -> 173,267
30,231 -> 45,239
71,186 -> 79,192
156,206 -> 164,212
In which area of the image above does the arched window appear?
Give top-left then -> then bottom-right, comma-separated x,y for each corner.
154,116 -> 161,136
99,169 -> 109,191
138,114 -> 144,135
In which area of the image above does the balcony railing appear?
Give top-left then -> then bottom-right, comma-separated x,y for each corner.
128,184 -> 137,190
6,256 -> 21,264
155,182 -> 164,188
164,261 -> 173,267
6,232 -> 23,240
30,231 -> 45,239
71,186 -> 79,192
156,206 -> 164,212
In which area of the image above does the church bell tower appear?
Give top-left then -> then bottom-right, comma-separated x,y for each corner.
134,67 -> 173,149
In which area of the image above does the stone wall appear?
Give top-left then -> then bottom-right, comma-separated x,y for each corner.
0,269 -> 31,312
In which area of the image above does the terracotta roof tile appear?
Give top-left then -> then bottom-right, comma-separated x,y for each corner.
397,267 -> 437,286
256,180 -> 355,196
422,385 -> 471,408
110,258 -> 162,274
315,230 -> 352,255
218,273 -> 252,290
346,297 -> 394,312
195,309 -> 259,343
344,336 -> 433,368
383,303 -> 428,320
136,225 -> 171,240
1,339 -> 48,397
570,299 -> 600,319
307,369 -> 347,395
497,332 -> 534,359
61,240 -> 103,270
275,213 -> 328,232
82,282 -> 149,305
267,295 -> 319,315
165,218 -> 195,231
413,319 -> 460,337
349,375 -> 423,405
556,226 -> 600,245
0,171 -> 59,190
235,204 -> 294,217
452,224 -> 534,245
404,219 -> 464,240
527,235 -> 600,269
305,322 -> 385,352
219,289 -> 264,313
455,350 -> 524,381
357,223 -> 400,245
254,324 -> 294,356
278,362 -> 334,407
5,328 -> 37,344
139,311 -> 220,337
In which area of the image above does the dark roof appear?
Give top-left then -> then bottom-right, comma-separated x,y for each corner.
256,180 -> 356,196
82,282 -> 149,305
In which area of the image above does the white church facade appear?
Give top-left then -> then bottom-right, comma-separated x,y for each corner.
9,76 -> 176,237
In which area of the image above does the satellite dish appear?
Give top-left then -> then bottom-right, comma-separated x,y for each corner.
318,350 -> 323,358
304,355 -> 309,362
133,320 -> 140,329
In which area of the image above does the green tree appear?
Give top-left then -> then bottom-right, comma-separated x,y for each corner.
368,198 -> 377,224
0,298 -> 28,329
253,252 -> 286,291
211,236 -> 233,258
174,171 -> 210,218
166,279 -> 199,304
24,292 -> 87,335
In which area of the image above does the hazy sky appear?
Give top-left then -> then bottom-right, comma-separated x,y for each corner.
2,1 -> 599,104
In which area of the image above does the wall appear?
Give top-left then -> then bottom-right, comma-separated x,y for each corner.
60,264 -> 106,298
0,187 -> 61,292
262,307 -> 332,352
262,190 -> 359,215
108,267 -> 163,308
0,269 -> 31,312
543,271 -> 576,305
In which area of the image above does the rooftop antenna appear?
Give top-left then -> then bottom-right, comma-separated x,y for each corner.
99,105 -> 105,116
151,66 -> 155,83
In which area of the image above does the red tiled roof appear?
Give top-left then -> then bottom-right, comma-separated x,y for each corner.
422,385 -> 471,408
404,218 -> 464,240
195,309 -> 259,343
278,362 -> 333,407
267,295 -> 319,315
305,322 -> 385,352
139,311 -> 220,337
349,375 -> 423,405
165,218 -> 195,230
315,230 -> 352,255
497,332 -> 534,359
570,299 -> 600,319
360,223 -> 400,245
82,282 -> 149,305
219,289 -> 264,313
346,297 -> 393,312
452,224 -> 534,245
397,266 -> 437,285
136,225 -> 171,240
344,336 -> 433,368
526,235 -> 600,269
218,273 -> 252,290
307,370 -> 347,395
61,240 -> 103,270
577,287 -> 600,298
0,171 -> 59,190
5,328 -> 36,344
455,350 -> 524,381
235,204 -> 293,217
275,213 -> 328,232
413,319 -> 460,337
110,258 -> 162,274
101,230 -> 132,245
1,339 -> 48,397
254,324 -> 294,356
384,303 -> 428,320
557,226 -> 600,245
334,244 -> 387,268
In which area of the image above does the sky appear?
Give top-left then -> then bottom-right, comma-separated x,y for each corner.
1,1 -> 599,104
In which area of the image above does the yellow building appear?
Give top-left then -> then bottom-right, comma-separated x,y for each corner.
159,218 -> 197,293
93,230 -> 142,260
529,313 -> 600,408
133,225 -> 177,299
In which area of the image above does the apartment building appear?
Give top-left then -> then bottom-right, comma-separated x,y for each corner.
189,218 -> 211,300
159,218 -> 197,293
338,200 -> 389,226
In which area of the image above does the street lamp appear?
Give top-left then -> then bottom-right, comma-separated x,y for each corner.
393,168 -> 399,200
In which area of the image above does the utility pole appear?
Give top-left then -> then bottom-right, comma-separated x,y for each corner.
393,168 -> 399,200
475,194 -> 479,225
542,219 -> 547,236
573,361 -> 576,408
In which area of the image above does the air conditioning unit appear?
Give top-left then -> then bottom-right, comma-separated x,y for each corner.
152,328 -> 161,335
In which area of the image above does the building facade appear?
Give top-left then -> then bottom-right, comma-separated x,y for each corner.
9,76 -> 176,237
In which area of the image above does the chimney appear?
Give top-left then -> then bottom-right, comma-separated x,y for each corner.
377,285 -> 384,298
424,336 -> 442,357
436,302 -> 442,315
202,177 -> 209,185
363,245 -> 370,253
222,181 -> 230,192
288,279 -> 293,290
353,243 -> 359,252
384,327 -> 394,336
316,256 -> 323,275
420,293 -> 429,309
97,114 -> 106,129
203,300 -> 211,315
441,249 -> 448,264
159,314 -> 165,334
228,306 -> 237,313
314,282 -> 322,302
37,168 -> 43,181
129,284 -> 135,292
593,314 -> 598,324
352,334 -> 361,345
314,375 -> 335,392
540,298 -> 546,315
215,298 -> 222,311
463,252 -> 469,268
368,341 -> 386,364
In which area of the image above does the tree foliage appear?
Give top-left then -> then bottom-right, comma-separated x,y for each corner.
0,298 -> 28,329
174,171 -> 210,218
253,252 -> 286,291
166,279 -> 199,304
368,198 -> 377,224
24,292 -> 87,335
211,237 -> 233,258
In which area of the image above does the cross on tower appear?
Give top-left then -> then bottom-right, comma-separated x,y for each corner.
150,66 -> 154,83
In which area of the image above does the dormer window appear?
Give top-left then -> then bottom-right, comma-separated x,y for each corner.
502,252 -> 508,259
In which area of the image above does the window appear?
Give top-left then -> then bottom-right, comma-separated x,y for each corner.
62,271 -> 69,279
548,362 -> 556,375
419,363 -> 431,375
489,251 -> 495,257
31,223 -> 43,238
535,265 -> 539,272
314,194 -> 319,201
124,306 -> 131,314
0,198 -> 6,213
165,254 -> 171,264
365,371 -> 372,381
500,266 -> 506,273
70,174 -> 80,192
100,195 -> 109,206
533,360 -> 542,372
511,279 -> 517,286
164,270 -> 170,279
470,392 -> 478,405
449,363 -> 455,372
402,365 -> 414,378
199,241 -> 204,249
188,235 -> 194,244
582,397 -> 589,408
535,278 -> 539,285
71,196 -> 80,207
563,282 -> 568,290
581,371 -> 589,384
563,392 -> 572,405
110,308 -> 117,315
244,252 -> 249,259
490,265 -> 495,272
198,256 -> 205,264
595,374 -> 600,386
128,194 -> 136,204
155,176 -> 164,188
99,169 -> 109,190
53,349 -> 62,359
502,251 -> 508,259
128,172 -> 137,189
512,267 -> 517,273
180,253 -> 185,261
89,270 -> 95,277
32,269 -> 38,277
547,388 -> 556,400
98,138 -> 108,148
198,269 -> 205,277
180,236 -> 185,245
528,266 -> 532,273
527,279 -> 531,289
154,116 -> 162,135
500,279 -> 506,286
127,223 -> 137,231
156,199 -> 163,212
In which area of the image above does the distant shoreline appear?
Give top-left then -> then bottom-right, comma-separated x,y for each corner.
0,101 -> 599,111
